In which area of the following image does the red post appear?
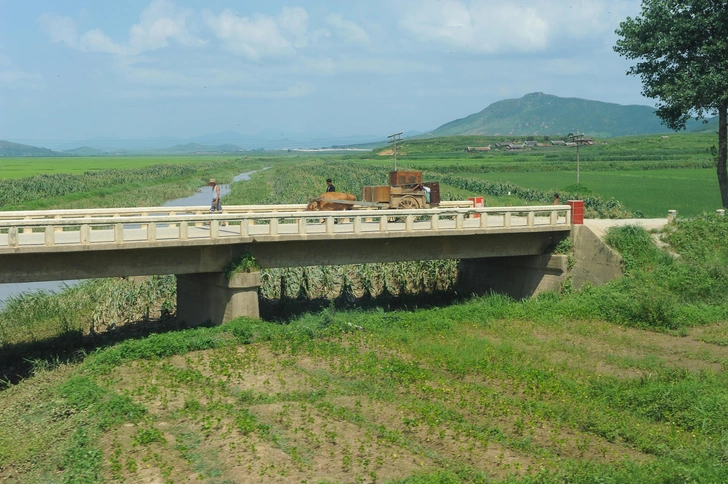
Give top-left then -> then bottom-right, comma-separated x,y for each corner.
567,200 -> 584,224
469,197 -> 484,218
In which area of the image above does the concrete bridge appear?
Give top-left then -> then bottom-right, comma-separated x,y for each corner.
0,202 -> 600,324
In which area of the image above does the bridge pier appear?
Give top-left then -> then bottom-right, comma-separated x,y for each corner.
176,272 -> 261,326
456,255 -> 569,300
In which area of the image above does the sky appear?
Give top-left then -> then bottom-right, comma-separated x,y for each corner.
0,0 -> 649,143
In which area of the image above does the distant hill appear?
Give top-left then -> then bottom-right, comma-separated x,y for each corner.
154,143 -> 245,154
429,92 -> 713,138
0,140 -> 58,156
62,146 -> 105,156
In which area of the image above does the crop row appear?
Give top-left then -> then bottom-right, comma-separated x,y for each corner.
0,160 -> 248,209
433,173 -> 631,218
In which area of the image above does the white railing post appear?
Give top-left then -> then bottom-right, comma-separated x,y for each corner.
241,218 -> 250,236
179,222 -> 188,240
147,222 -> 157,242
270,218 -> 279,236
80,224 -> 90,245
379,216 -> 388,233
44,226 -> 54,246
210,220 -> 219,239
326,217 -> 335,234
8,227 -> 18,247
354,216 -> 362,234
504,212 -> 512,228
480,211 -> 488,229
115,223 -> 124,243
456,213 -> 464,230
527,212 -> 535,227
550,210 -> 558,225
298,217 -> 307,235
431,214 -> 439,231
405,215 -> 414,232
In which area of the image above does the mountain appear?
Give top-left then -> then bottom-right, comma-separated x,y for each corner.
0,140 -> 58,156
429,92 -> 712,138
62,146 -> 105,156
154,143 -> 245,154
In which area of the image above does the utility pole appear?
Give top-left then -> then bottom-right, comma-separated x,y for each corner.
388,132 -> 403,170
568,131 -> 586,184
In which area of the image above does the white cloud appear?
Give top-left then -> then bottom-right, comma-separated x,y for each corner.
203,9 -> 295,60
127,0 -> 196,53
278,7 -> 309,48
38,0 -> 196,56
326,14 -> 369,44
0,54 -> 43,88
399,0 -> 637,53
296,56 -> 439,76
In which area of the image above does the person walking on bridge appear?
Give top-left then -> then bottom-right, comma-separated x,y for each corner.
209,179 -> 221,213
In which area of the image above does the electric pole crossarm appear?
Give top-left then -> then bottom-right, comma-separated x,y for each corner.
387,132 -> 403,171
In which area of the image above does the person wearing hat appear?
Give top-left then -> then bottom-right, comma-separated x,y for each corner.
326,178 -> 335,192
209,179 -> 221,213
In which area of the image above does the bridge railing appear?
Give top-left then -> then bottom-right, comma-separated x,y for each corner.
0,201 -> 477,223
0,205 -> 571,249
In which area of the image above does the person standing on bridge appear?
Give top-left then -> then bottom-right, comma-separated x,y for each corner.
209,179 -> 221,213
326,178 -> 335,193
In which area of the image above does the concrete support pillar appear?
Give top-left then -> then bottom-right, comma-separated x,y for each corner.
176,272 -> 261,326
456,255 -> 568,300
667,210 -> 677,223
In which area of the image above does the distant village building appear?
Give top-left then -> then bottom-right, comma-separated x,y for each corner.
467,146 -> 491,152
551,140 -> 566,145
505,143 -> 525,150
524,141 -> 538,146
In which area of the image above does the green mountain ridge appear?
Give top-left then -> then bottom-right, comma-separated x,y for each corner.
430,92 -> 713,138
0,140 -> 58,157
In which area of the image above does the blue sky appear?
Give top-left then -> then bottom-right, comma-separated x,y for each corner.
0,0 -> 647,142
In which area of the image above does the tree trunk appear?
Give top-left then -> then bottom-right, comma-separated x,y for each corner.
719,104 -> 728,208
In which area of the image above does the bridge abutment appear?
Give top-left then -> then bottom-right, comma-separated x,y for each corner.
176,272 -> 261,325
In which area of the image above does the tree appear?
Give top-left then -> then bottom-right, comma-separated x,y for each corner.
614,0 -> 728,208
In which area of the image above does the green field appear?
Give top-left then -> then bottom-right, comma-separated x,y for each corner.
2,213 -> 728,483
469,168 -> 721,218
0,155 -> 253,180
2,136 -> 728,481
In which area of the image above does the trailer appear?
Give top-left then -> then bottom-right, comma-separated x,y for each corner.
307,170 -> 441,211
361,170 -> 440,209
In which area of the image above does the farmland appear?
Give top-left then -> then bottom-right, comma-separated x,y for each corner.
1,216 -> 728,483
1,133 -> 728,483
0,155 -> 277,180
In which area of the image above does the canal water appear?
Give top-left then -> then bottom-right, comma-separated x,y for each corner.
0,169 -> 263,308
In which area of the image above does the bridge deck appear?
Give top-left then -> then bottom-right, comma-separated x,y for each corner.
0,205 -> 571,253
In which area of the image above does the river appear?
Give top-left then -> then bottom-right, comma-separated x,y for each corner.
0,169 -> 263,308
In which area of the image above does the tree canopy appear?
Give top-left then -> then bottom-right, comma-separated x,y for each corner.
614,0 -> 728,207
